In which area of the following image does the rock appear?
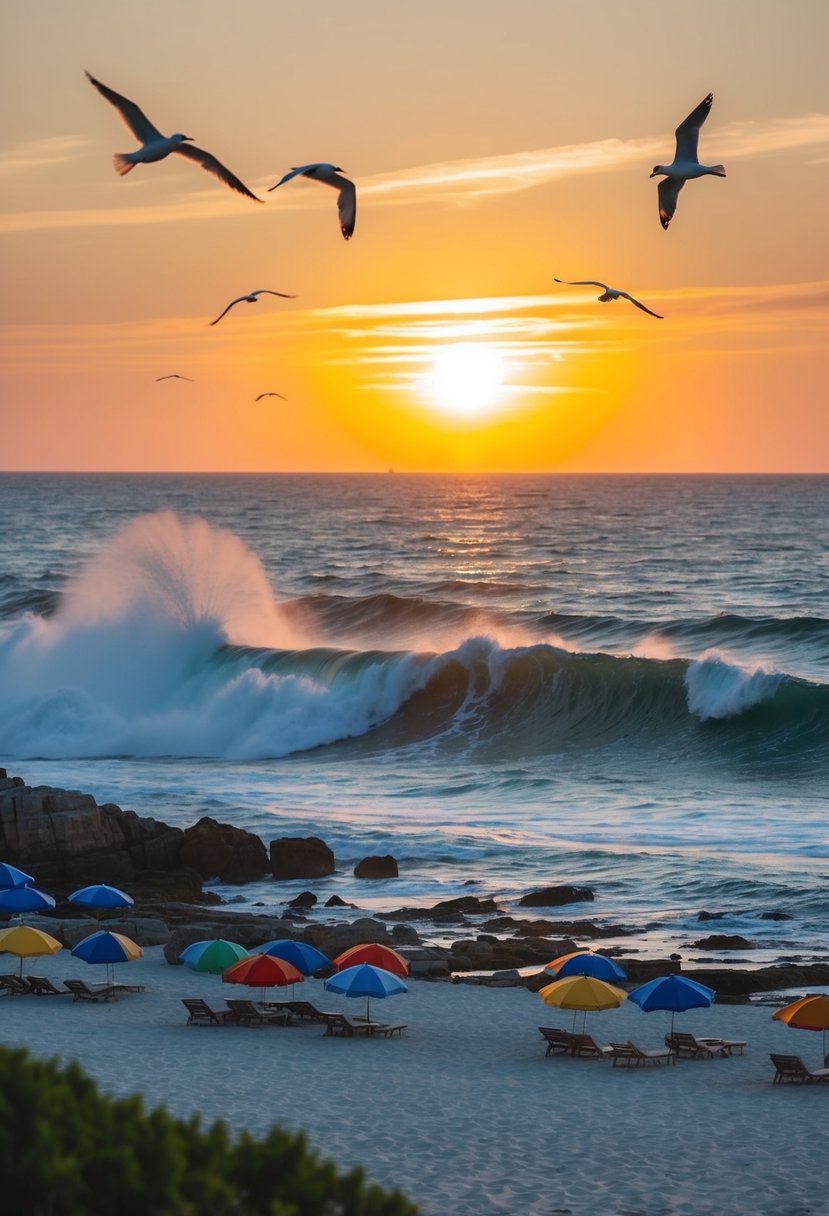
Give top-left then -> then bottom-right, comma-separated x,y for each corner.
692,934 -> 756,951
325,895 -> 355,908
429,896 -> 501,915
270,836 -> 335,880
518,886 -> 594,908
288,891 -> 317,909
760,910 -> 792,921
697,910 -> 728,921
390,924 -> 421,945
319,917 -> 390,955
180,817 -> 269,884
353,854 -> 398,879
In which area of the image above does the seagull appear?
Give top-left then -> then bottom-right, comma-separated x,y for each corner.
267,163 -> 356,240
210,289 -> 296,326
85,71 -> 260,202
255,392 -> 287,402
156,374 -> 194,382
554,278 -> 663,319
650,93 -> 726,229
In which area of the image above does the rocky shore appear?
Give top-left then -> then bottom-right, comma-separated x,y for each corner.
2,769 -> 827,997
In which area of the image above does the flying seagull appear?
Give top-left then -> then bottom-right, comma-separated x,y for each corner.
210,289 -> 296,326
85,71 -> 260,202
268,163 -> 356,240
554,278 -> 663,319
255,392 -> 287,402
156,374 -> 194,382
650,93 -> 726,230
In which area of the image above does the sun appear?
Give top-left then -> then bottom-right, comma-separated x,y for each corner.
429,343 -> 505,417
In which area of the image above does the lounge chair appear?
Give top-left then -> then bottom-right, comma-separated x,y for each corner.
181,998 -> 234,1026
570,1033 -> 614,1058
610,1040 -> 675,1067
267,999 -> 339,1022
365,1022 -> 407,1038
63,978 -> 119,1002
224,998 -> 292,1027
770,1053 -> 829,1084
538,1027 -> 574,1056
665,1031 -> 733,1059
25,976 -> 74,997
0,974 -> 33,996
322,1013 -> 376,1037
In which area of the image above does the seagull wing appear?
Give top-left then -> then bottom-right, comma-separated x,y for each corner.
324,173 -> 356,240
267,165 -> 317,191
254,290 -> 297,299
256,392 -> 287,401
210,297 -> 246,326
657,177 -> 685,229
620,292 -> 663,319
554,279 -> 608,290
85,71 -> 163,142
173,143 -> 260,201
674,93 -> 714,162
156,374 -> 193,381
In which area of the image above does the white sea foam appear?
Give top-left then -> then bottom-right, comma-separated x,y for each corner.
685,650 -> 782,720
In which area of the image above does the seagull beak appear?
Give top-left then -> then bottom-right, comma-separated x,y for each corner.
183,136 -> 195,141
649,170 -> 658,178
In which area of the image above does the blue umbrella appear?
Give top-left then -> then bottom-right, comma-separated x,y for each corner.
68,884 -> 134,922
324,962 -> 407,1023
258,939 -> 330,975
0,862 -> 34,890
71,929 -> 143,985
0,887 -> 56,914
548,952 -> 628,983
628,974 -> 715,1033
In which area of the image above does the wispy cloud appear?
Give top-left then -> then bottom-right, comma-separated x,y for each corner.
0,135 -> 88,178
2,113 -> 828,234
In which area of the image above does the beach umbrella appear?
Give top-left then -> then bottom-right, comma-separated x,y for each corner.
544,950 -> 628,983
773,993 -> 829,1064
324,962 -> 408,1023
0,886 -> 56,915
0,862 -> 35,890
68,884 -> 134,921
179,939 -> 249,975
627,975 -> 715,1034
71,930 -> 143,985
223,953 -> 304,1009
538,974 -> 627,1031
0,924 -> 62,977
333,943 -> 409,977
258,939 -> 330,975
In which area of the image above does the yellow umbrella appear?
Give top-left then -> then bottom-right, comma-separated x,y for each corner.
538,975 -> 627,1031
0,924 -> 62,978
773,993 -> 829,1064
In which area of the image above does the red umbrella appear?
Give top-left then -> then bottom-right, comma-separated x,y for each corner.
333,943 -> 409,977
223,953 -> 304,1007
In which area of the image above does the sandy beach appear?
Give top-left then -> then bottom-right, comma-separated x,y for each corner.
0,947 -> 824,1216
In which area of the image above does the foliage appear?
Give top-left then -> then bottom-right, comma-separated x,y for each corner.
0,1046 -> 417,1216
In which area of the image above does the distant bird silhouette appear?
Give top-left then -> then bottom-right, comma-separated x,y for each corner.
85,71 -> 260,201
554,278 -> 663,318
650,93 -> 725,229
156,374 -> 194,382
268,163 -> 356,240
210,290 -> 296,326
255,392 -> 287,402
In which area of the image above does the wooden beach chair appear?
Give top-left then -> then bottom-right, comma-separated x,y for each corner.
570,1033 -> 614,1059
63,978 -> 119,1002
25,976 -> 74,997
0,974 -> 33,996
322,1013 -> 375,1037
609,1041 -> 675,1067
269,999 -> 339,1022
224,998 -> 292,1027
181,998 -> 234,1026
538,1027 -> 575,1056
665,1031 -> 730,1059
365,1022 -> 407,1038
770,1053 -> 829,1084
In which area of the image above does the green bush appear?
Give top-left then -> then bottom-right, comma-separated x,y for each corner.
0,1046 -> 418,1216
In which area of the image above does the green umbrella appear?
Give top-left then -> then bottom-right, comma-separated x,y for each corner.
179,939 -> 249,974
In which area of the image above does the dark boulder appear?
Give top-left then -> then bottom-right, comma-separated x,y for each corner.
429,896 -> 501,915
518,886 -> 594,908
270,836 -> 335,880
180,816 -> 269,884
692,934 -> 756,951
354,855 -> 399,879
697,910 -> 728,921
288,891 -> 317,909
325,895 -> 356,908
760,910 -> 792,921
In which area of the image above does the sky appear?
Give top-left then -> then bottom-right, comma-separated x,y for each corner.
1,0 -> 828,473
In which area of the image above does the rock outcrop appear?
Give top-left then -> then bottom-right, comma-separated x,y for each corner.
270,836 -> 336,880
180,816 -> 270,884
518,885 -> 594,908
354,854 -> 398,879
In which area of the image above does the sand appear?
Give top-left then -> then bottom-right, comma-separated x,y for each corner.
0,947 -> 825,1216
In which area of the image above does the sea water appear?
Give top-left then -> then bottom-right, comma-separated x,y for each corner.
1,473 -> 826,964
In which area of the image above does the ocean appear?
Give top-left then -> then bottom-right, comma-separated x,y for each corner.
1,473 -> 827,966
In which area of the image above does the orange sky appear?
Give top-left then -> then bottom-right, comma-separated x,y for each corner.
1,0 -> 828,472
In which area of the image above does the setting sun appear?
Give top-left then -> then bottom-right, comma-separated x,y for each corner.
429,343 -> 505,417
